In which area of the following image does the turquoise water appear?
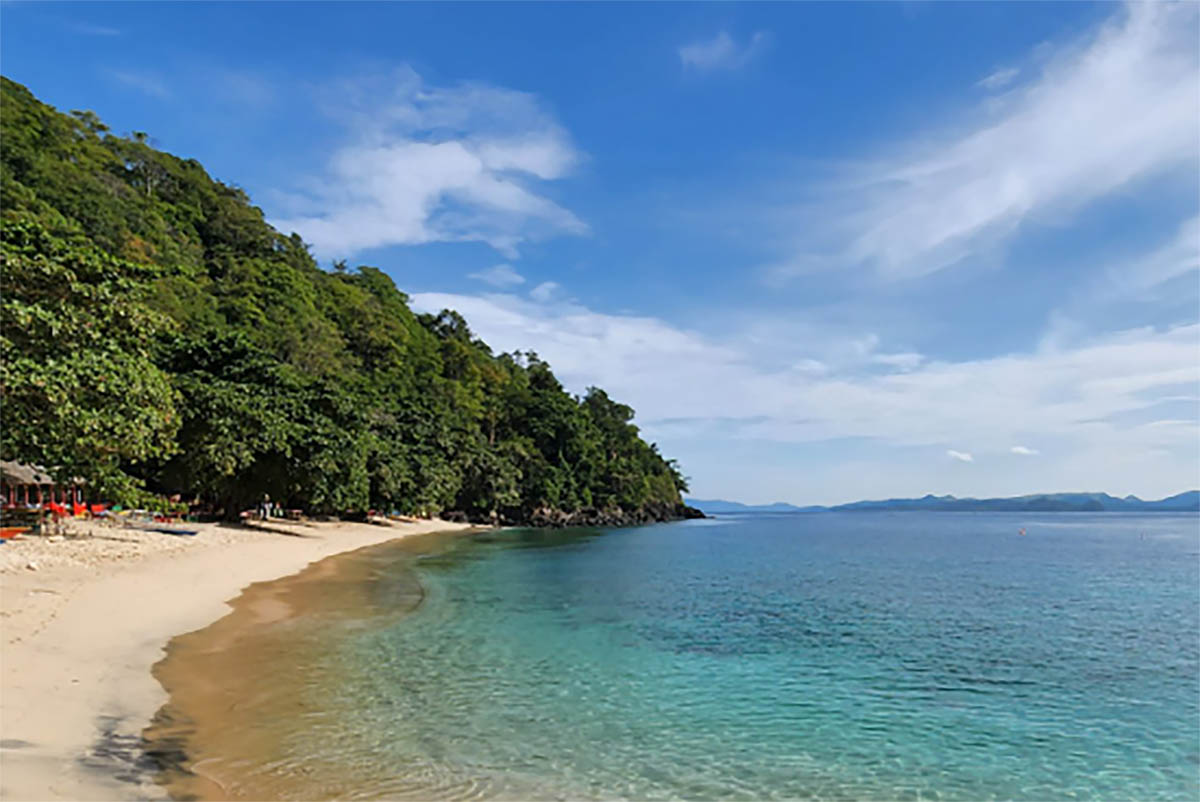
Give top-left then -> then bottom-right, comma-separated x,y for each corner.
299,513 -> 1197,800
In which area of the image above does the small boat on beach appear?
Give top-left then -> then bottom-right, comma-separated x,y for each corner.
127,521 -> 199,536
121,515 -> 200,536
148,525 -> 199,536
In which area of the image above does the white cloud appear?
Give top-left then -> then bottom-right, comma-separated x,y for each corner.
679,31 -> 768,72
792,2 -> 1199,279
410,289 -> 1198,497
872,352 -> 924,371
469,264 -> 526,287
1011,446 -> 1040,456
977,66 -> 1019,90
792,359 -> 828,376
107,69 -> 170,99
947,450 -> 975,463
272,67 -> 587,260
529,281 -> 561,303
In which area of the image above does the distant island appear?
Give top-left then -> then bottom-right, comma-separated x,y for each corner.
687,491 -> 1200,514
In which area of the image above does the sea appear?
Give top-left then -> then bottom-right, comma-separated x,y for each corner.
151,512 -> 1200,801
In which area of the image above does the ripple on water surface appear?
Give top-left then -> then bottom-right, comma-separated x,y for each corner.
150,513 -> 1200,800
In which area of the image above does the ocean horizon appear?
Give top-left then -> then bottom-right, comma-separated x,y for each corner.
151,511 -> 1199,800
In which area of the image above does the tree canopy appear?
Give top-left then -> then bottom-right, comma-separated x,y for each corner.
0,77 -> 694,523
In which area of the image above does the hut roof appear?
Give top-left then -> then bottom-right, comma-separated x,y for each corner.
0,461 -> 56,485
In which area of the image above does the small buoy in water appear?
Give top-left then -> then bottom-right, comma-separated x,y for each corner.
1018,528 -> 1026,536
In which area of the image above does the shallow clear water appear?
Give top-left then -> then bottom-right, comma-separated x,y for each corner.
269,513 -> 1198,800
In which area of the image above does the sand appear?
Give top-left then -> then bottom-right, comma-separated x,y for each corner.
145,533 -> 457,801
0,516 -> 471,801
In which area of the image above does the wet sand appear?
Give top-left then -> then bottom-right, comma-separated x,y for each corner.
0,518 -> 470,801
144,531 -> 466,800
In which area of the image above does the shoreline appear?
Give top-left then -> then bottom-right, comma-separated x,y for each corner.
0,517 -> 471,801
145,532 -> 460,800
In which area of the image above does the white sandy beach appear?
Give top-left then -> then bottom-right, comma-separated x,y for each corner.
0,517 -> 470,801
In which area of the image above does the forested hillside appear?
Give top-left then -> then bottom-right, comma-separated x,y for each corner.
0,77 -> 699,524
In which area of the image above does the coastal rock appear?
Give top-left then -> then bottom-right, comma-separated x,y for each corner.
446,502 -> 705,529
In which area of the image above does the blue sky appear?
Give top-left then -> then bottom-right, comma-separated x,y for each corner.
3,1 -> 1197,504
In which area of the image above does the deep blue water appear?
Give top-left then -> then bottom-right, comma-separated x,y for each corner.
300,512 -> 1199,800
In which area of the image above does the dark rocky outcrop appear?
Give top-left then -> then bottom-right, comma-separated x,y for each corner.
443,502 -> 705,529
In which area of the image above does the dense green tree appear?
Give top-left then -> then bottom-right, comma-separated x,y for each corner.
0,218 -> 178,498
0,76 -> 695,522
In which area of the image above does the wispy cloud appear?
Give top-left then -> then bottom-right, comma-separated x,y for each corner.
679,31 -> 768,72
1011,446 -> 1040,456
215,69 -> 275,108
947,450 -> 975,463
872,352 -> 924,371
71,22 -> 121,36
1043,214 -> 1200,340
775,2 -> 1198,281
469,263 -> 525,288
529,281 -> 561,303
107,69 -> 170,99
1108,215 -> 1200,296
272,67 -> 587,260
977,66 -> 1018,90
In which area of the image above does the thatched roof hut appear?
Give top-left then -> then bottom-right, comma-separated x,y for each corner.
1,461 -> 83,506
0,461 -> 55,486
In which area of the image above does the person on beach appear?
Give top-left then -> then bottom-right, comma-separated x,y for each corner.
260,493 -> 270,521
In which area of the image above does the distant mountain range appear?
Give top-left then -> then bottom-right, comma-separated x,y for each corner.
683,499 -> 822,514
686,491 -> 1200,514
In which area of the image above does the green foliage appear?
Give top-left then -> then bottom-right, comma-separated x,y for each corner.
0,77 -> 689,520
0,217 -> 179,497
